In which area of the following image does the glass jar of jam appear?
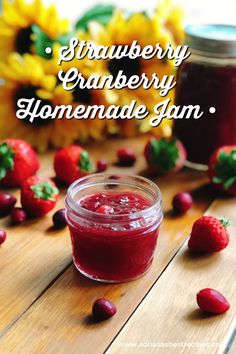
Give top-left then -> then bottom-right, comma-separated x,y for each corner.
65,174 -> 163,283
174,24 -> 236,168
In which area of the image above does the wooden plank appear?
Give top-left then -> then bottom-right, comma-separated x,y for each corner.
0,152 -> 72,335
228,336 -> 236,353
106,197 -> 236,354
0,151 -> 212,353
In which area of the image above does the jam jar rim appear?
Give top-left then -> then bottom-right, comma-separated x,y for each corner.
185,23 -> 236,58
65,173 -> 163,223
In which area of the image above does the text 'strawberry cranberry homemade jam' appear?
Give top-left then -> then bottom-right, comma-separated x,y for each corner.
65,174 -> 163,283
174,24 -> 236,168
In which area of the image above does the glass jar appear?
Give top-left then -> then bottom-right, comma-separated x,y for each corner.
65,174 -> 163,283
174,24 -> 236,168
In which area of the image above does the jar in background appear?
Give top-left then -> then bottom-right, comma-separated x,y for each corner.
174,24 -> 236,168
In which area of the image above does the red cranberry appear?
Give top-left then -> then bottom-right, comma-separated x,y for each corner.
172,192 -> 193,214
0,193 -> 17,217
53,209 -> 67,228
96,205 -> 113,215
92,298 -> 117,320
11,208 -> 27,224
117,148 -> 136,166
97,159 -> 108,173
0,229 -> 7,245
197,288 -> 230,314
108,175 -> 119,180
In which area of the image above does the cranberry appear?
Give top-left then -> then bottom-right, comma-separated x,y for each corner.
11,208 -> 27,224
92,299 -> 117,320
96,205 -> 113,215
117,148 -> 136,166
53,209 -> 67,228
0,193 -> 17,217
172,192 -> 193,214
197,288 -> 230,314
0,229 -> 7,245
97,159 -> 108,173
108,175 -> 119,180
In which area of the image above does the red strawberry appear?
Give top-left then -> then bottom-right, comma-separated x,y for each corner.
0,139 -> 40,187
188,216 -> 230,253
197,288 -> 230,314
144,137 -> 186,174
54,145 -> 92,185
21,176 -> 59,217
208,145 -> 236,196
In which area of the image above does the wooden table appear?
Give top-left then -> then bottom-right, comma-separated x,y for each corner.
0,136 -> 236,354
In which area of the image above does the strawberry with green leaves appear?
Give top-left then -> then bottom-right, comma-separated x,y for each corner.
21,176 -> 59,217
188,216 -> 230,253
208,146 -> 236,196
54,145 -> 92,185
144,137 -> 186,174
0,139 -> 39,187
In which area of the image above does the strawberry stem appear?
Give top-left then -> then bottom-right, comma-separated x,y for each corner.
31,180 -> 59,201
79,150 -> 92,172
219,217 -> 230,228
149,137 -> 179,172
0,142 -> 15,180
213,150 -> 236,190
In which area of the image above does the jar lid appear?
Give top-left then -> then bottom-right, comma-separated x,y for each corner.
185,24 -> 236,57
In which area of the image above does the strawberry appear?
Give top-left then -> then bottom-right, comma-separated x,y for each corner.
54,145 -> 92,185
208,145 -> 236,196
21,176 -> 59,217
144,137 -> 186,174
0,139 -> 40,187
197,288 -> 230,314
188,216 -> 230,253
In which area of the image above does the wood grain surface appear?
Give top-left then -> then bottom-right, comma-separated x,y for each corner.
0,153 -> 72,335
106,197 -> 236,354
0,136 -> 214,353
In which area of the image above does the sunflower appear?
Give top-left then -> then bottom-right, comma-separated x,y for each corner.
80,9 -> 176,138
0,0 -> 69,60
154,0 -> 185,45
41,43 -> 119,141
0,53 -> 80,152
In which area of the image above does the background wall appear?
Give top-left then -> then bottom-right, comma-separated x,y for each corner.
0,0 -> 235,25
51,0 -> 236,25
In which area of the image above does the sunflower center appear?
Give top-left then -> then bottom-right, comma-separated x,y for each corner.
108,46 -> 141,80
14,85 -> 53,126
58,71 -> 92,105
72,75 -> 93,105
15,26 -> 33,54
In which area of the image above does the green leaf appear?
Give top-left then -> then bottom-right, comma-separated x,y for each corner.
75,4 -> 116,31
149,137 -> 179,173
0,142 -> 15,180
212,176 -> 223,184
219,217 -> 230,228
31,180 -> 59,201
224,176 -> 236,189
214,149 -> 236,190
79,150 -> 92,172
32,25 -> 74,59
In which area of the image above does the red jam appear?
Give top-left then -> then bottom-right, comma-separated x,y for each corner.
174,62 -> 236,164
66,175 -> 162,283
80,192 -> 151,214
